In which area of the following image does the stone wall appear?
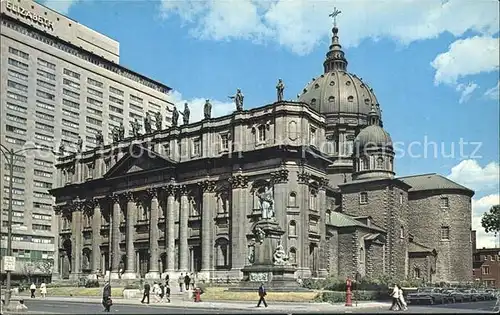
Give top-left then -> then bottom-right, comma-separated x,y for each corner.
407,190 -> 472,283
366,242 -> 384,279
337,229 -> 358,279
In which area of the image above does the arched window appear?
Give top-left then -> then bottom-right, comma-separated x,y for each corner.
288,192 -> 297,207
309,189 -> 317,210
215,238 -> 229,268
359,247 -> 365,263
289,220 -> 297,236
400,226 -> 405,239
376,157 -> 384,169
414,267 -> 421,279
257,125 -> 266,142
289,248 -> 297,265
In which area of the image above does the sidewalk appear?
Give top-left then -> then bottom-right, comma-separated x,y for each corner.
7,295 -> 391,312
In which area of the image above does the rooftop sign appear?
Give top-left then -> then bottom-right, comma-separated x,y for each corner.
6,1 -> 54,31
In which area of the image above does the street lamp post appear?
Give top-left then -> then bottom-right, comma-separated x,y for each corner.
0,144 -> 57,307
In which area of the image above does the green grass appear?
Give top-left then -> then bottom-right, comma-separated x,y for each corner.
202,287 -> 320,302
19,287 -> 124,297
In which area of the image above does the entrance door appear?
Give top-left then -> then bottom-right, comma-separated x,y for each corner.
139,250 -> 149,278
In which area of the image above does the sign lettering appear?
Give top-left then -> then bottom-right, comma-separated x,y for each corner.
6,1 -> 54,31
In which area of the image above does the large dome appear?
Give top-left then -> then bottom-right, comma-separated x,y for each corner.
354,125 -> 393,149
298,26 -> 382,119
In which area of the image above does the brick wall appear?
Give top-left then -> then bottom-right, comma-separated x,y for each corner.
473,249 -> 500,289
338,229 -> 357,279
407,190 -> 472,283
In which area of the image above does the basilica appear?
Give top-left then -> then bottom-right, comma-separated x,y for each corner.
50,23 -> 474,284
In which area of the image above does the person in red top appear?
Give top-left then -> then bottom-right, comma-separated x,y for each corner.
257,283 -> 268,307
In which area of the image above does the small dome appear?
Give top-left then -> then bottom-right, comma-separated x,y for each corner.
354,125 -> 393,150
298,71 -> 380,116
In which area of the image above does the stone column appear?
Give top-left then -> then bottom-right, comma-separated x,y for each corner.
122,193 -> 137,279
51,208 -> 61,280
271,167 -> 289,247
110,195 -> 122,279
165,185 -> 176,272
70,203 -> 83,279
318,178 -> 328,277
297,171 -> 311,278
229,172 -> 248,278
91,200 -> 102,277
146,189 -> 161,279
179,185 -> 189,272
200,180 -> 216,280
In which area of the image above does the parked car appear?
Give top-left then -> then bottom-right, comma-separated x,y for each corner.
478,289 -> 496,300
407,287 -> 447,305
442,289 -> 467,303
459,289 -> 482,302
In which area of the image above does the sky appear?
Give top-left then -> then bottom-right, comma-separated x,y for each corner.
41,0 -> 499,248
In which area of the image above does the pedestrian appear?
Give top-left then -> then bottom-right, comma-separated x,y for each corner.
159,282 -> 165,303
398,285 -> 408,311
165,283 -> 171,303
257,282 -> 268,307
178,273 -> 184,292
40,282 -> 47,298
30,283 -> 36,298
102,281 -> 112,312
184,273 -> 191,291
141,282 -> 150,304
165,273 -> 170,286
389,284 -> 402,311
152,282 -> 161,303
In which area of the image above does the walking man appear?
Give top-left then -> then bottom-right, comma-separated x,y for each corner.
141,282 -> 150,304
102,281 -> 112,312
184,273 -> 191,291
257,282 -> 268,307
389,284 -> 402,311
30,283 -> 36,298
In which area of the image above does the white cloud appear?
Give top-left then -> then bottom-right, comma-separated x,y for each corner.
455,82 -> 479,104
43,0 -> 80,15
472,194 -> 500,249
447,159 -> 500,192
159,0 -> 499,55
484,81 -> 500,101
169,90 -> 234,123
431,36 -> 500,85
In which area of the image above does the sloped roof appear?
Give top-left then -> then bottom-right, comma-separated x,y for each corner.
398,173 -> 474,195
408,241 -> 435,254
330,212 -> 385,232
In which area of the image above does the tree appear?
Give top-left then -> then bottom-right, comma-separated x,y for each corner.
37,260 -> 54,275
481,205 -> 500,234
22,262 -> 37,283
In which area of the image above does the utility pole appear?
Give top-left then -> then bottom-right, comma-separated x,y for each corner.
0,144 -> 58,307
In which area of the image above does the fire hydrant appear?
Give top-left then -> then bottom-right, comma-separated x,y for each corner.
345,277 -> 352,307
194,288 -> 201,302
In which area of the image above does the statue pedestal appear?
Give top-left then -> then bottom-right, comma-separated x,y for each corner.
234,219 -> 307,292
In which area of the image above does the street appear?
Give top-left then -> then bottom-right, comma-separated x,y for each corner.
5,298 -> 498,314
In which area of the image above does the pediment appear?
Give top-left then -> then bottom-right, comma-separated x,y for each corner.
103,145 -> 176,179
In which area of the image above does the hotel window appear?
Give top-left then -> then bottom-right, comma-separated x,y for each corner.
35,133 -> 54,142
9,47 -> 29,60
360,192 -> 368,204
310,127 -> 317,146
149,102 -> 161,111
6,103 -> 27,114
482,266 -> 490,275
6,125 -> 27,135
14,155 -> 26,163
36,100 -> 55,111
86,126 -> 99,135
109,86 -> 124,96
5,165 -> 25,173
36,90 -> 55,101
109,105 -> 123,114
34,170 -> 52,178
62,108 -> 79,119
63,68 -> 80,79
257,125 -> 266,142
33,191 -> 51,199
34,181 -> 52,189
32,224 -> 51,231
110,115 -> 123,123
87,107 -> 103,117
87,88 -> 103,98
8,69 -> 28,82
35,122 -> 54,133
5,137 -> 25,145
8,80 -> 28,92
8,58 -> 29,70
62,130 -> 79,139
86,136 -> 96,144
63,99 -> 79,109
86,117 -> 102,126
6,114 -> 26,125
129,112 -> 142,120
192,138 -> 201,156
37,58 -> 56,70
36,79 -> 56,90
220,134 -> 229,150
87,77 -> 103,88
440,197 -> 449,208
7,91 -> 28,103
35,111 -> 55,122
130,95 -> 143,103
63,78 -> 80,89
37,69 -> 56,81
441,226 -> 450,240
109,95 -> 124,105
130,103 -> 143,112
4,175 -> 25,184
3,187 -> 24,195
63,88 -> 80,99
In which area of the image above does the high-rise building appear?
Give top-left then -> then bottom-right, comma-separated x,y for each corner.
0,0 -> 173,281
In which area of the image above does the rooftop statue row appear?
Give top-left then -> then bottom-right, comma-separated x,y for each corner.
71,80 -> 287,154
